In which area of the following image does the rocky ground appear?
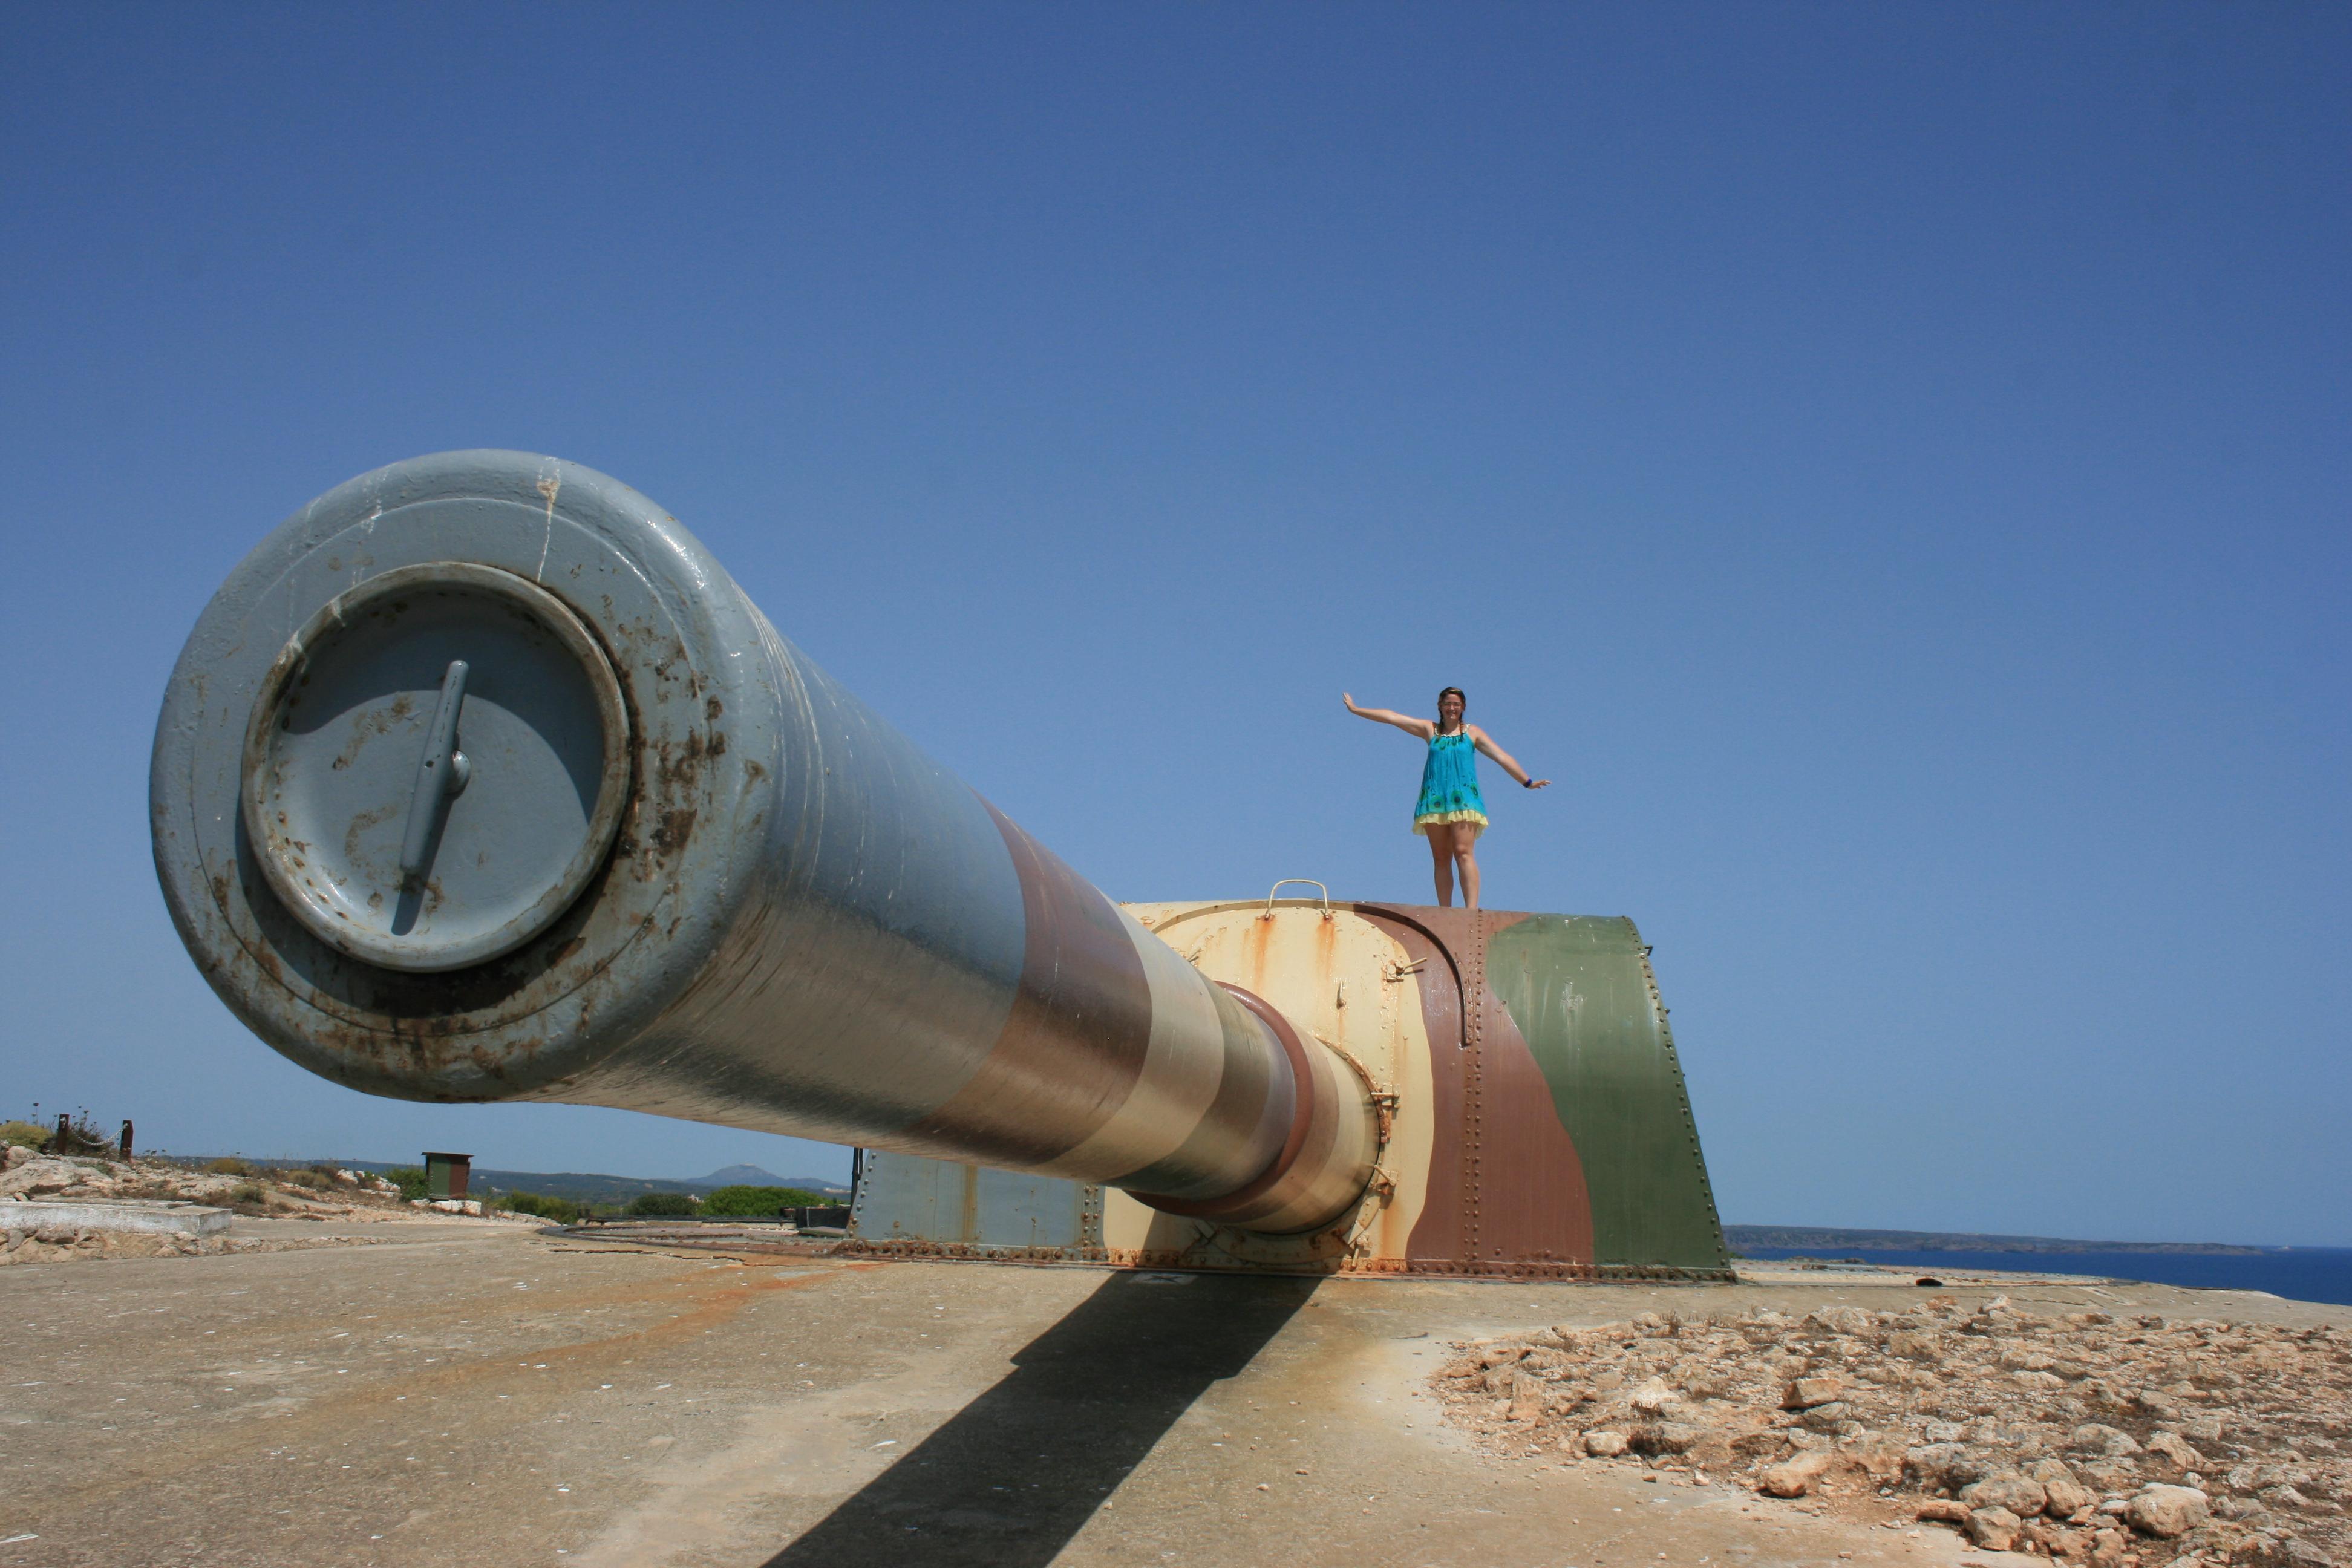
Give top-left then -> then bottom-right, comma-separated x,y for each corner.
0,1149 -> 513,1266
1430,1296 -> 2349,1567
0,1224 -> 394,1264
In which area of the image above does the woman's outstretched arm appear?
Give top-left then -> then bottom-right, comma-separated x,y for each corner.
1468,725 -> 1550,788
1342,692 -> 1436,739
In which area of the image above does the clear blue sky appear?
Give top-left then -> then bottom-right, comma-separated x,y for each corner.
2,5 -> 2344,1240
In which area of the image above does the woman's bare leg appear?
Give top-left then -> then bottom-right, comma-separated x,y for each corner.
1426,825 -> 1457,906
1455,831 -> 1481,910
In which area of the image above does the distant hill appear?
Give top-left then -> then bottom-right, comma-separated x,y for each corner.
694,1164 -> 800,1188
470,1168 -> 701,1203
179,1158 -> 849,1204
1725,1224 -> 2265,1257
686,1168 -> 850,1196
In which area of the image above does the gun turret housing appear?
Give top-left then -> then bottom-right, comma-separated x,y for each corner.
156,452 -> 1728,1275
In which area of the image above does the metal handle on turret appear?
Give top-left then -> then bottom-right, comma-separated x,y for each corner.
1264,879 -> 1331,919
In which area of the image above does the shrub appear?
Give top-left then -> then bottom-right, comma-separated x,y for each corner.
0,1120 -> 49,1152
700,1184 -> 832,1217
230,1183 -> 267,1207
283,1168 -> 335,1191
500,1191 -> 584,1224
206,1156 -> 254,1177
50,1114 -> 113,1157
384,1166 -> 430,1201
626,1190 -> 699,1217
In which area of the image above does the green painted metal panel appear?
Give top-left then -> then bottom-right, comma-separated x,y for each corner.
1485,916 -> 1728,1270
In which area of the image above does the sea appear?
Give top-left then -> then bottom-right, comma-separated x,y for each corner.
1736,1247 -> 2352,1308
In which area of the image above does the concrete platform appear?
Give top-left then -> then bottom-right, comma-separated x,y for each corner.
0,1198 -> 230,1236
0,1220 -> 2340,1567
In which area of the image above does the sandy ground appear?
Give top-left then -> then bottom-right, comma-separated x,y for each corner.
0,1218 -> 2341,1568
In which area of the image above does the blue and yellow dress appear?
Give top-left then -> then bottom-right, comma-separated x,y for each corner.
1413,730 -> 1488,837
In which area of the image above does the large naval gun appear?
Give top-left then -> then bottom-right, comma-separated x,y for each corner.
152,452 -> 1728,1278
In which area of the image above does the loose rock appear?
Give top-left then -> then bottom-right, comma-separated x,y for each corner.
1424,1299 -> 2351,1568
1967,1506 -> 2025,1550
1961,1472 -> 2049,1518
2074,1423 -> 2146,1457
2125,1485 -> 2212,1538
1761,1450 -> 1838,1498
1784,1374 -> 1847,1409
1907,1443 -> 1988,1492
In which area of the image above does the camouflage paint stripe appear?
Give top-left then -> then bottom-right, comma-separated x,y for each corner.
1354,907 -> 1474,1264
1486,914 -> 1728,1269
1236,1021 -> 1375,1234
1468,912 -> 1598,1265
892,804 -> 1350,1219
1128,984 -> 1315,1223
902,803 -> 1154,1168
1130,982 -> 1377,1235
1100,981 -> 1295,1201
1036,912 -> 1237,1183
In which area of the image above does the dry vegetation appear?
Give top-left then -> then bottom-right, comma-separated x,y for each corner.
1,1149 -> 405,1210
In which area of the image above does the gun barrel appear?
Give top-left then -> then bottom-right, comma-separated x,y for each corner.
151,452 -> 1373,1233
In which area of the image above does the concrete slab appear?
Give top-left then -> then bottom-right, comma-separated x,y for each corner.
0,1199 -> 230,1236
0,1223 -> 2339,1567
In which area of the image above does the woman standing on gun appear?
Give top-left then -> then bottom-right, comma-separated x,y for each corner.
1342,687 -> 1548,910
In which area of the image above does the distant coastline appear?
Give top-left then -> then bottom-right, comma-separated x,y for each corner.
1725,1224 -> 2270,1257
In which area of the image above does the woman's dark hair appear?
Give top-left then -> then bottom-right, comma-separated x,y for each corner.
1437,686 -> 1466,710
